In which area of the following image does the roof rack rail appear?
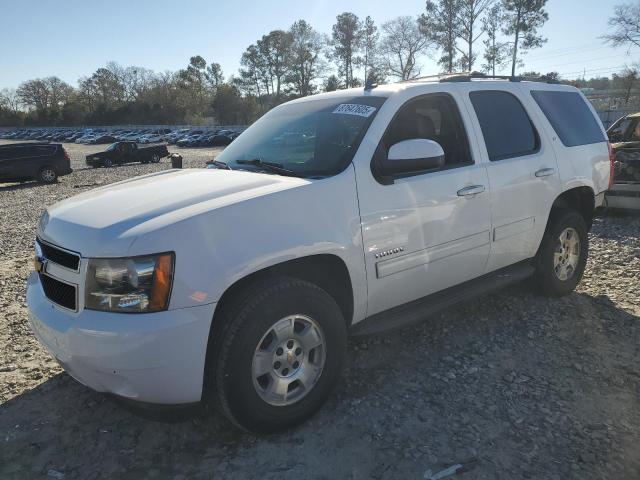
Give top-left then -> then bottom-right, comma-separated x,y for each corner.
398,71 -> 561,85
439,71 -> 561,84
439,71 -> 521,82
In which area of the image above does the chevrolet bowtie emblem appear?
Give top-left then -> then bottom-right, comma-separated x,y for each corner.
34,256 -> 47,274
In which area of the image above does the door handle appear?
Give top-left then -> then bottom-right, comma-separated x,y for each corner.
535,167 -> 556,178
457,185 -> 485,196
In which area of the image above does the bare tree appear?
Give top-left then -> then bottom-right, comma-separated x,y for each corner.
501,0 -> 548,77
457,0 -> 494,71
381,16 -> 430,80
419,0 -> 463,73
613,66 -> 640,105
482,3 -> 509,75
604,2 -> 640,50
17,77 -> 73,112
0,88 -> 20,113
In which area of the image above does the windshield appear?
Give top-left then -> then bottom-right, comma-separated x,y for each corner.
215,96 -> 387,178
106,143 -> 117,151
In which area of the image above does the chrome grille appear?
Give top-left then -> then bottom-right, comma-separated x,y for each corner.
36,238 -> 80,271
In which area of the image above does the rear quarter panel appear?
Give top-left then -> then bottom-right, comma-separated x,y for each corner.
519,83 -> 610,195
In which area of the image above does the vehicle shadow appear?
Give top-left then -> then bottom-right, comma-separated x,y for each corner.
1,285 -> 639,479
0,181 -> 50,192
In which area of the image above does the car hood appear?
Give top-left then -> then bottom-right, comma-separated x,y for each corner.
39,168 -> 310,256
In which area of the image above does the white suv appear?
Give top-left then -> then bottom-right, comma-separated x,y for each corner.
28,76 -> 611,432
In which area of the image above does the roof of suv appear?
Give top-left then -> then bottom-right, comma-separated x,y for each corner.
287,74 -> 575,106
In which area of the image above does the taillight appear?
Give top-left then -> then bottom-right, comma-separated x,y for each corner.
608,142 -> 615,188
63,148 -> 70,162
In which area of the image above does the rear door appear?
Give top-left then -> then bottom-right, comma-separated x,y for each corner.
457,84 -> 562,273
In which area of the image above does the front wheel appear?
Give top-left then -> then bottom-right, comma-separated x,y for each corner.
206,277 -> 347,433
103,158 -> 114,168
534,209 -> 588,296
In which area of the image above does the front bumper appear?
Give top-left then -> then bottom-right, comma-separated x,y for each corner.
27,272 -> 216,404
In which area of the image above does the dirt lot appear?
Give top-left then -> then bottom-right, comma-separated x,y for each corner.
1,140 -> 639,479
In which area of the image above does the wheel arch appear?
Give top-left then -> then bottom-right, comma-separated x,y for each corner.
211,254 -> 355,329
548,186 -> 595,231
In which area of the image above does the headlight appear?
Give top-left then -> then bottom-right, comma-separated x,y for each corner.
85,252 -> 174,313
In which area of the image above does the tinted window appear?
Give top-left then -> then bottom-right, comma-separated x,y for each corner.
531,91 -> 605,147
383,94 -> 472,168
470,90 -> 538,161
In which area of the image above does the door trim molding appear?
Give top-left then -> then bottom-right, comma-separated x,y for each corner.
375,230 -> 490,279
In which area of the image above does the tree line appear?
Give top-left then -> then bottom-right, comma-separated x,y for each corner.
0,0 -> 556,127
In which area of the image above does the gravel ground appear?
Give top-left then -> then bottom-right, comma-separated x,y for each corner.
1,140 -> 639,479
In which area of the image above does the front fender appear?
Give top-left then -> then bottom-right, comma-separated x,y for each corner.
127,166 -> 368,323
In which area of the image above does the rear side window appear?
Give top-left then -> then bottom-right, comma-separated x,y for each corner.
531,90 -> 605,147
470,90 -> 539,161
33,146 -> 56,155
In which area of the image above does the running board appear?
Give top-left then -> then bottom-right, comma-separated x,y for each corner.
349,261 -> 535,337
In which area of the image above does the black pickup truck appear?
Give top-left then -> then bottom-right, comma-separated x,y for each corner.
0,143 -> 72,183
85,141 -> 170,168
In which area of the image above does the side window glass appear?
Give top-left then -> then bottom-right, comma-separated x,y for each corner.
531,90 -> 605,147
382,94 -> 472,168
470,90 -> 539,161
608,117 -> 631,142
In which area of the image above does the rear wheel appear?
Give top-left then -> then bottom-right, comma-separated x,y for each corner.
37,166 -> 57,183
534,209 -> 588,296
151,154 -> 160,163
206,277 -> 347,433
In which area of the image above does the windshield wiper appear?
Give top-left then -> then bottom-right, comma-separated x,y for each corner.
235,158 -> 296,176
207,160 -> 231,170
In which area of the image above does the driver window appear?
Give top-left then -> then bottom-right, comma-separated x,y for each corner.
383,94 -> 473,168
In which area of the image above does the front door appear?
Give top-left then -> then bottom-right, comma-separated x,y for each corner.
354,88 -> 492,316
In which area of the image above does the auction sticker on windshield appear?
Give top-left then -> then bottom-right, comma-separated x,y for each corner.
332,104 -> 377,117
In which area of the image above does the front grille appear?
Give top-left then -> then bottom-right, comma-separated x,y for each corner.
40,274 -> 77,311
37,239 -> 80,271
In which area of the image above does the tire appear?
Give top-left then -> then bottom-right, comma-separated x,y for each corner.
103,158 -> 114,168
206,276 -> 347,433
534,209 -> 588,296
151,154 -> 160,163
37,166 -> 57,183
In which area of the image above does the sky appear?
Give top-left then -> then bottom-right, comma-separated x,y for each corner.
0,0 -> 637,89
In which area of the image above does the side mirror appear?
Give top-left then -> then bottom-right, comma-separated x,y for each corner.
379,139 -> 445,177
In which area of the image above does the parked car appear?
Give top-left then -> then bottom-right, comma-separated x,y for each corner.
605,113 -> 640,209
28,77 -> 611,433
88,134 -> 118,144
0,142 -> 72,183
85,141 -> 169,167
138,134 -> 165,144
